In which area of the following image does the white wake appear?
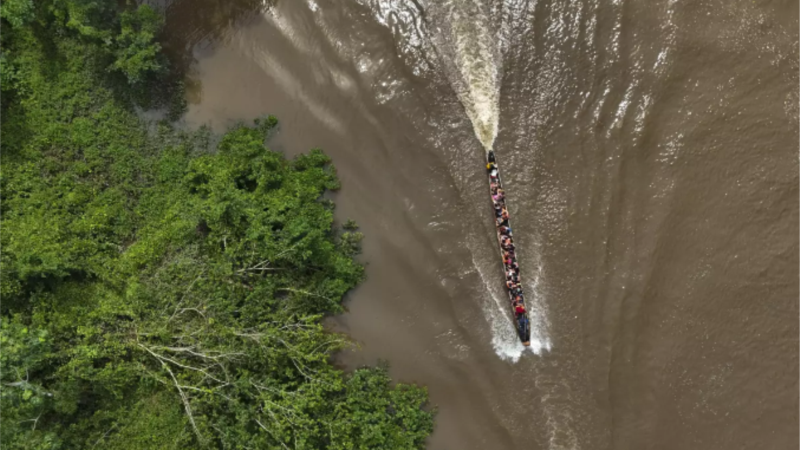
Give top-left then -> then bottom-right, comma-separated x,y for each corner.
440,0 -> 552,359
442,0 -> 501,152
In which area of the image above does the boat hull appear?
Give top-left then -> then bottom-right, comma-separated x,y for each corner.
486,150 -> 531,346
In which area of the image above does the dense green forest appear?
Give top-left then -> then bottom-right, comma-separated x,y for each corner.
0,1 -> 434,448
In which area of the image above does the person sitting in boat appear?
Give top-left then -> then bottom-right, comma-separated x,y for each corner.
486,162 -> 497,171
506,269 -> 515,281
505,256 -> 516,270
490,182 -> 498,193
499,212 -> 510,226
499,225 -> 512,235
514,303 -> 526,316
490,168 -> 499,181
506,279 -> 516,290
507,268 -> 519,282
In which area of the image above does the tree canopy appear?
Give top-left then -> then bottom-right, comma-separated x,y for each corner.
0,1 -> 434,448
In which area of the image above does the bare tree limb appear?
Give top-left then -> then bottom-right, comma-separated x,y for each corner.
254,417 -> 290,450
163,362 -> 203,443
152,346 -> 245,361
277,288 -> 331,302
170,307 -> 207,321
165,271 -> 204,321
18,409 -> 43,431
90,424 -> 118,450
137,343 -> 228,385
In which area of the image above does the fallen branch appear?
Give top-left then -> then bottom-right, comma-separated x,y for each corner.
254,417 -> 290,450
164,362 -> 203,443
276,288 -> 332,302
137,343 -> 228,385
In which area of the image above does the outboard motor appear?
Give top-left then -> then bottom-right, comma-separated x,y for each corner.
488,150 -> 496,163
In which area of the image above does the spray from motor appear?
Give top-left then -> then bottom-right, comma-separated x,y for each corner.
444,0 -> 500,153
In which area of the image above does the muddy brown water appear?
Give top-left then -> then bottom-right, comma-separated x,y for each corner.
159,0 -> 799,448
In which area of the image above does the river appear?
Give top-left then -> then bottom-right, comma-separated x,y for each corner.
159,0 -> 799,449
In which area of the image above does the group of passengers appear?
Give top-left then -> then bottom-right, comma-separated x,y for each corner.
487,155 -> 526,319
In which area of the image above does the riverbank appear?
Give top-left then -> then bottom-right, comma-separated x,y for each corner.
159,1 -> 799,449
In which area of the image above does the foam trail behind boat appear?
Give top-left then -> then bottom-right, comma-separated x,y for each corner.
443,0 -> 500,153
360,0 -> 550,358
430,0 -> 552,358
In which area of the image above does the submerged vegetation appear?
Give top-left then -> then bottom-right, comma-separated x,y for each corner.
0,1 -> 434,448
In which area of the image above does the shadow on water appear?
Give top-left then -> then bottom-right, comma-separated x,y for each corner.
153,0 -> 277,102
